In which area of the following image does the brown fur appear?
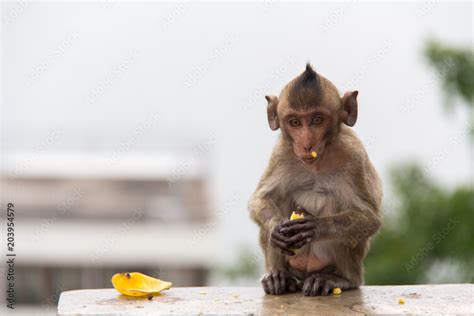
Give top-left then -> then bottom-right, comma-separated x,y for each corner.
249,64 -> 382,296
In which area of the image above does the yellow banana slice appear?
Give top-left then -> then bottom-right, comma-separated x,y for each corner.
111,272 -> 172,297
290,210 -> 305,221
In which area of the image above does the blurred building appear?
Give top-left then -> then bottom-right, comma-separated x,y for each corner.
1,152 -> 217,305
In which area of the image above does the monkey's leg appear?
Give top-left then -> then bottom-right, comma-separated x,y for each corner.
301,273 -> 354,297
261,270 -> 298,295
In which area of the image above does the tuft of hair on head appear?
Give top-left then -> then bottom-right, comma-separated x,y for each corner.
287,62 -> 323,110
300,62 -> 318,87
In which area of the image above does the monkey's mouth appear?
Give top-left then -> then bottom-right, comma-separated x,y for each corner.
301,157 -> 316,164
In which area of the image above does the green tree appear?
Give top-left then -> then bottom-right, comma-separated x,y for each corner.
365,39 -> 474,285
365,164 -> 473,284
424,40 -> 474,108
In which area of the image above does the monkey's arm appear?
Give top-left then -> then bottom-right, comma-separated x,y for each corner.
281,207 -> 382,247
249,188 -> 296,256
249,190 -> 283,228
248,160 -> 286,235
250,190 -> 299,294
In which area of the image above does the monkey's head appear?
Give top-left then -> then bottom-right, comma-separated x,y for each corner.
265,63 -> 358,165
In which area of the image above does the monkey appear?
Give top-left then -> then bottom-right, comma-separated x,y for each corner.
249,63 -> 382,296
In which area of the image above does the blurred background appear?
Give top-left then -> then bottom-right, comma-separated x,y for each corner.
1,1 -> 473,314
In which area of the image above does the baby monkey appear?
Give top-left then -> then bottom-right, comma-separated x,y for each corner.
249,63 -> 382,296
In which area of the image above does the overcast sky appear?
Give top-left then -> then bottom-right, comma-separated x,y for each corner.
2,2 -> 472,264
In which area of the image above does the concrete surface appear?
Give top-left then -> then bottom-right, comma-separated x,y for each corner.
58,284 -> 474,315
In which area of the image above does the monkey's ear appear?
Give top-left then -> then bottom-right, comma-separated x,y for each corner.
265,95 -> 280,130
341,91 -> 358,127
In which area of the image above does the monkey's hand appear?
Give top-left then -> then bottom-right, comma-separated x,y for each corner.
270,219 -> 296,256
261,270 -> 298,295
279,217 -> 317,249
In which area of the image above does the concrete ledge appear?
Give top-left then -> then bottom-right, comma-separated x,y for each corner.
58,284 -> 473,315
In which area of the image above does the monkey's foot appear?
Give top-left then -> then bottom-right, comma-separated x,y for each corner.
301,273 -> 348,296
261,270 -> 298,295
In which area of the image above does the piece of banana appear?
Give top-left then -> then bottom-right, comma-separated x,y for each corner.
111,272 -> 172,297
290,210 -> 305,221
333,287 -> 342,295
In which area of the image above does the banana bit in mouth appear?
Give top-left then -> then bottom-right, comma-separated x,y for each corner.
311,151 -> 318,158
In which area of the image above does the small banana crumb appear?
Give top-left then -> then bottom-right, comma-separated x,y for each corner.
332,287 -> 342,295
399,298 -> 405,304
311,151 -> 318,158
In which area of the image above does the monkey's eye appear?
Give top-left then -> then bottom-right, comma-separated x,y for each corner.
288,118 -> 301,127
311,116 -> 324,126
